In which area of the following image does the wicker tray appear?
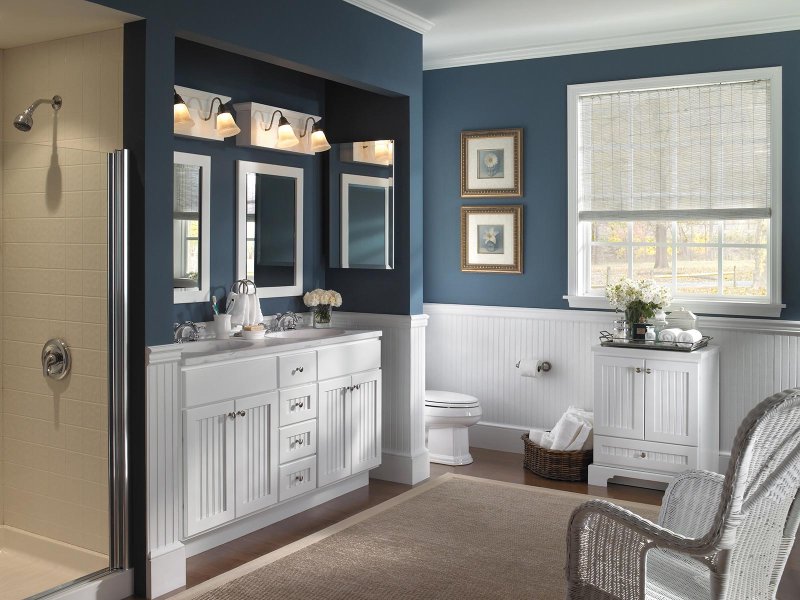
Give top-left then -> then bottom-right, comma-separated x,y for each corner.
521,433 -> 593,481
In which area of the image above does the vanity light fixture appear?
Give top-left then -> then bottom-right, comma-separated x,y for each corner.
265,110 -> 300,149
299,117 -> 331,153
374,139 -> 393,163
202,96 -> 241,138
173,89 -> 194,127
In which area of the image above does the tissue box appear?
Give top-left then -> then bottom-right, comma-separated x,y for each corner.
521,433 -> 593,481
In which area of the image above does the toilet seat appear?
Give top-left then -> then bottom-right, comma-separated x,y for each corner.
425,390 -> 480,409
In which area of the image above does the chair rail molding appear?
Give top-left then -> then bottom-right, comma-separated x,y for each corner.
424,303 -> 800,474
331,312 -> 429,485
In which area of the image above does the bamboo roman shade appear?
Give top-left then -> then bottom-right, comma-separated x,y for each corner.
577,79 -> 772,222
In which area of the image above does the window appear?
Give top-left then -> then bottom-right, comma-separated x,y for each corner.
567,68 -> 783,317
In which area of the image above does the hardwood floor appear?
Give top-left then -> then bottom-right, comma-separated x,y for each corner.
150,447 -> 799,599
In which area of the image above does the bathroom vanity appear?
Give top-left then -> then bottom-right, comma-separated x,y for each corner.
144,329 -> 382,597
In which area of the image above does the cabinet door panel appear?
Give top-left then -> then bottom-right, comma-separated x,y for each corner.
351,369 -> 382,474
317,376 -> 352,486
594,355 -> 645,439
185,401 -> 235,537
645,360 -> 698,446
234,393 -> 278,518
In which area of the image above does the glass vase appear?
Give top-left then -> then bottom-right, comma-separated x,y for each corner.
313,304 -> 332,328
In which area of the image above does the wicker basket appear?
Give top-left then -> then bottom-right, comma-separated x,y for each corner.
521,433 -> 593,481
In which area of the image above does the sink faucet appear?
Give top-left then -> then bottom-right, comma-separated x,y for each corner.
269,312 -> 301,333
174,321 -> 201,343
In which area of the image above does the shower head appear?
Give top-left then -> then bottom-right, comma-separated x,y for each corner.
13,95 -> 62,132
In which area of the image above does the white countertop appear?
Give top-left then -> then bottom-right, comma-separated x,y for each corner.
147,328 -> 382,366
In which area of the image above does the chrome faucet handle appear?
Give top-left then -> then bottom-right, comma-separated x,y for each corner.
173,321 -> 200,343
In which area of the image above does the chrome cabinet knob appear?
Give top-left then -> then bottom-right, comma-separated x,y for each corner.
645,368 -> 652,374
634,367 -> 642,374
640,452 -> 647,459
292,366 -> 304,375
295,474 -> 304,482
237,410 -> 246,417
227,412 -> 236,419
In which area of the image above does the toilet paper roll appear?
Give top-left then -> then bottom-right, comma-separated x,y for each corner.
518,359 -> 542,378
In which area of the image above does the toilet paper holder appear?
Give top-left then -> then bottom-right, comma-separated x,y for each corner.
516,359 -> 551,373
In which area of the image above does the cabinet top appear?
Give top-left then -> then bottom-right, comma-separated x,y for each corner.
592,343 -> 718,362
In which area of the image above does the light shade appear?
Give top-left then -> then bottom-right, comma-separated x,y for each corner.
310,123 -> 331,153
216,106 -> 241,138
374,139 -> 393,163
174,91 -> 194,127
276,116 -> 299,148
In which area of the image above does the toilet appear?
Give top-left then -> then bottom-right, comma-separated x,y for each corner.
424,390 -> 482,465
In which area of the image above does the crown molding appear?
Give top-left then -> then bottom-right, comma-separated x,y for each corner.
423,14 -> 800,70
343,0 -> 434,34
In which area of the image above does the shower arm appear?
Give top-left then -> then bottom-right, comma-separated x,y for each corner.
24,96 -> 62,114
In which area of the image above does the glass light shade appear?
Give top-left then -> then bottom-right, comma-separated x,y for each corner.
310,128 -> 331,153
216,111 -> 241,138
276,117 -> 299,148
174,102 -> 194,126
374,139 -> 393,163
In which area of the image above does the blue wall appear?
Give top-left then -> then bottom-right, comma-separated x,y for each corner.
423,31 -> 800,319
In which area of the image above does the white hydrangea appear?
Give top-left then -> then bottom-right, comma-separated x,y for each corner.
303,289 -> 343,308
605,277 -> 671,312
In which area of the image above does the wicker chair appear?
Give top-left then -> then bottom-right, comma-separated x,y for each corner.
565,388 -> 800,599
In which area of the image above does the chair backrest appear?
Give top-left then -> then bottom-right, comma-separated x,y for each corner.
713,388 -> 800,599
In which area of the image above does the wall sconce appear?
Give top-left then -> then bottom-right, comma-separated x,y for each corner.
173,89 -> 194,127
299,117 -> 331,153
374,139 -> 393,163
202,97 -> 241,138
354,140 -> 394,165
264,110 -> 299,148
174,86 -> 240,141
233,102 -> 324,155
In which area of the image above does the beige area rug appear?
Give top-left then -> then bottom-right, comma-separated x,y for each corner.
173,473 -> 661,600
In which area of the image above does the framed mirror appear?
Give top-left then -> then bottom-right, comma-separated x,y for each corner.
236,161 -> 304,298
173,152 -> 211,303
328,140 -> 394,269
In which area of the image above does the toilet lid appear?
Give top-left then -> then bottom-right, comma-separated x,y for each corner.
425,390 -> 480,408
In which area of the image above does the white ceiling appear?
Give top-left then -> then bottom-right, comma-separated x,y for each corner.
346,0 -> 800,69
0,0 -> 138,49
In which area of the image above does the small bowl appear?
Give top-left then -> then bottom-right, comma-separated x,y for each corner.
240,328 -> 266,340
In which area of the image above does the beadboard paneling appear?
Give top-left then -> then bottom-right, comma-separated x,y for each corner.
424,303 -> 800,455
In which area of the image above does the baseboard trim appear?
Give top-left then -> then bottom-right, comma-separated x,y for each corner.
470,421 -> 527,454
370,450 -> 430,485
147,543 -> 186,599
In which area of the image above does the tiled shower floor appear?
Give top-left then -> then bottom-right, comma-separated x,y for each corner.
0,527 -> 107,600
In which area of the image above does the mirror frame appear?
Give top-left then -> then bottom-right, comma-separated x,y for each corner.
236,160 -> 304,298
341,173 -> 393,269
173,151 -> 211,304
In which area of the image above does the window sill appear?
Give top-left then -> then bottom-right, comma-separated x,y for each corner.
564,295 -> 785,318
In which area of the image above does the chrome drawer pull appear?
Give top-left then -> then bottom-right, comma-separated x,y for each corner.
292,366 -> 304,375
640,452 -> 647,459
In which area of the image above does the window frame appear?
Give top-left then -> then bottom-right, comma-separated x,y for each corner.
565,67 -> 783,317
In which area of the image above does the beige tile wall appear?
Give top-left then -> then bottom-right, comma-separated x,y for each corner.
1,28 -> 122,554
0,49 -> 4,526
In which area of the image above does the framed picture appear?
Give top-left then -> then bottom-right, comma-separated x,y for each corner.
460,128 -> 523,197
461,205 -> 523,273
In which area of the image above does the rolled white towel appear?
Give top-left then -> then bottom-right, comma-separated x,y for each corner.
528,428 -> 546,446
540,432 -> 554,449
659,328 -> 682,343
677,329 -> 702,345
550,413 -> 584,450
565,424 -> 593,451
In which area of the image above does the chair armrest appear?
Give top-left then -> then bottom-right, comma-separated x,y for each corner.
565,499 -> 711,600
658,470 -> 725,538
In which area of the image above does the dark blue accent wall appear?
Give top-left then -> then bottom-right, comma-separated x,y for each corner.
423,31 -> 800,319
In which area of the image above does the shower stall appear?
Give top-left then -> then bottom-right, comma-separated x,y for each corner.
0,25 -> 129,600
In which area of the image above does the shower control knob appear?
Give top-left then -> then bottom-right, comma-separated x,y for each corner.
41,338 -> 71,380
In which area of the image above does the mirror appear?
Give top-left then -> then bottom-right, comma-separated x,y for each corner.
328,140 -> 394,269
236,161 -> 304,298
173,152 -> 211,303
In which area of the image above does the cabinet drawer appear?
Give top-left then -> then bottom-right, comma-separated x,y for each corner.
279,385 -> 318,427
318,339 -> 381,381
594,435 -> 697,475
278,455 -> 317,501
279,419 -> 317,464
278,352 -> 317,387
184,356 -> 277,408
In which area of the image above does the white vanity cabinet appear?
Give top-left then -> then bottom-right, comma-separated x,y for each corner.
589,344 -> 719,488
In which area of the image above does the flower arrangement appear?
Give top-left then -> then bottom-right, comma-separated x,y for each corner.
303,289 -> 342,308
606,278 -> 671,325
303,289 -> 342,328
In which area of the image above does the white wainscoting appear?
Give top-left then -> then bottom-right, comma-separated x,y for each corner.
331,312 -> 429,485
425,303 -> 800,469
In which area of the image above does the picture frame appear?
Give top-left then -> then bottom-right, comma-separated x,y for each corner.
460,128 -> 523,197
461,205 -> 523,273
